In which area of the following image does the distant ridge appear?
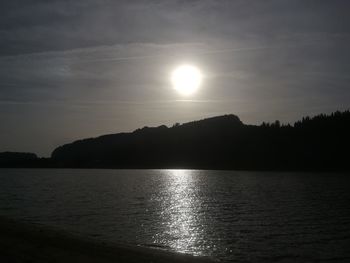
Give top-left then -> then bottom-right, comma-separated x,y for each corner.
50,111 -> 350,171
0,152 -> 38,167
1,111 -> 350,171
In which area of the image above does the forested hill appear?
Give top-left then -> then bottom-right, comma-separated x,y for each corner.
0,152 -> 38,167
50,111 -> 350,171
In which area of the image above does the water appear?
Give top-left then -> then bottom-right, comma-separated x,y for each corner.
0,169 -> 349,262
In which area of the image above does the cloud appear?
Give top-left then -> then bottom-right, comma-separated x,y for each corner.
1,0 -> 350,56
1,0 -> 350,155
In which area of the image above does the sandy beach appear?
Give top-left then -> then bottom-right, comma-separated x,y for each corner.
0,217 -> 216,263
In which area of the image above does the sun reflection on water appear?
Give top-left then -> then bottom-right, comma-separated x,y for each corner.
151,169 -> 205,255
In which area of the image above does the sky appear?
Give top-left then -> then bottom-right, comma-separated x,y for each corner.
1,0 -> 350,156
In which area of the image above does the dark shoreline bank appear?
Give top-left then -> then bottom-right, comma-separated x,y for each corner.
0,217 -> 216,263
1,167 -> 349,175
2,110 -> 350,172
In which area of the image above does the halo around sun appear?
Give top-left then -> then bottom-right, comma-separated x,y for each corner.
171,65 -> 202,96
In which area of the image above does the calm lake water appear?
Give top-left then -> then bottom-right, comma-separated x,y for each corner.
0,169 -> 349,262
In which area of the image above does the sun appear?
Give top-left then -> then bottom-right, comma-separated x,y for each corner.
171,65 -> 202,96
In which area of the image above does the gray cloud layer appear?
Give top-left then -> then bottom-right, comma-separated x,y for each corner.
1,0 -> 349,155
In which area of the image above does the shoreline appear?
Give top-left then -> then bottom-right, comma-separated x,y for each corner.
0,217 -> 216,263
1,167 -> 349,174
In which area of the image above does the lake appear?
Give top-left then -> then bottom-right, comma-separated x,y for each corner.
0,169 -> 349,262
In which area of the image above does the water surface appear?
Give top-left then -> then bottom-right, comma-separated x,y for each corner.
0,169 -> 349,262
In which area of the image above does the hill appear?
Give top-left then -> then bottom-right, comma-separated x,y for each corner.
0,152 -> 38,167
50,111 -> 350,171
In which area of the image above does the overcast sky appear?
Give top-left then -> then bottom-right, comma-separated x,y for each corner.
1,0 -> 350,156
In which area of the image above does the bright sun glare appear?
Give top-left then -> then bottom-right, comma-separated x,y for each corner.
171,65 -> 202,96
